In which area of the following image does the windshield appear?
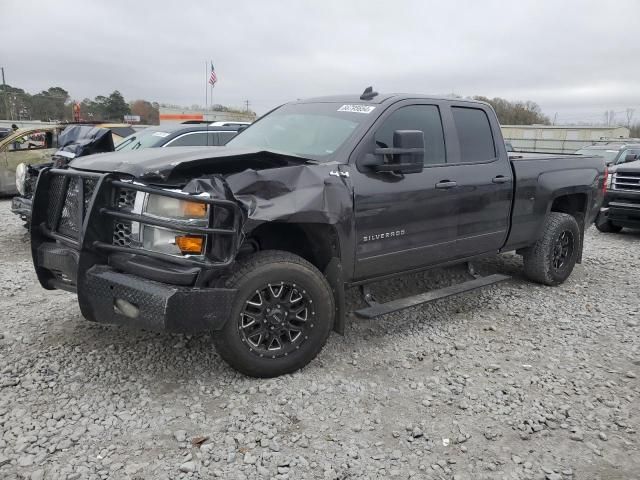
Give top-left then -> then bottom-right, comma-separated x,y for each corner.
575,148 -> 620,163
226,102 -> 368,160
115,128 -> 169,151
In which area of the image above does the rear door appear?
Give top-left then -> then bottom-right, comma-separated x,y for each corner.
350,101 -> 466,279
448,105 -> 513,256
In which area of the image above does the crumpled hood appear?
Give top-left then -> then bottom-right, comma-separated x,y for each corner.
69,146 -> 313,183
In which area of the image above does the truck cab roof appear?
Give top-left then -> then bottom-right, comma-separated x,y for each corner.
298,93 -> 487,107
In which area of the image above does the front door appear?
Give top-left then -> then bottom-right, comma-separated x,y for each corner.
351,102 -> 464,280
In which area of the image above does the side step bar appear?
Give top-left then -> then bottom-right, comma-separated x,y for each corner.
353,273 -> 510,319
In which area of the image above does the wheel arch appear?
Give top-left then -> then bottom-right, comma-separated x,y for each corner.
242,222 -> 347,334
244,222 -> 341,272
549,192 -> 589,263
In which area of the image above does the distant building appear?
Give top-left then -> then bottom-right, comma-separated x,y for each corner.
501,125 -> 631,153
159,107 -> 254,125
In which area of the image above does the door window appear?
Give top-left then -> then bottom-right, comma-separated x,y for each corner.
218,131 -> 237,145
375,105 -> 446,165
165,132 -> 208,147
451,107 -> 496,163
618,148 -> 640,164
7,130 -> 54,152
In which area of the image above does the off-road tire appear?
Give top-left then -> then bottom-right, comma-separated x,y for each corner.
213,250 -> 335,377
523,212 -> 580,286
595,219 -> 622,233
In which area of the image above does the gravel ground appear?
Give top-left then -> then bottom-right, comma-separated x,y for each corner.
0,198 -> 638,480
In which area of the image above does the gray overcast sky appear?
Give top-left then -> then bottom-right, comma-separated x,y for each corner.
2,0 -> 639,123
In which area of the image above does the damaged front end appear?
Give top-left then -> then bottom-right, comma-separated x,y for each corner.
31,168 -> 244,332
30,149 -> 352,333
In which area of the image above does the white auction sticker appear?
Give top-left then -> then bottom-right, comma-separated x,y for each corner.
152,131 -> 170,137
337,104 -> 376,114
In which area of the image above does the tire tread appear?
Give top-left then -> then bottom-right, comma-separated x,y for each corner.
213,250 -> 334,377
523,212 -> 579,286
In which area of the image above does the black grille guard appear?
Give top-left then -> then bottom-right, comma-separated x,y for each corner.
31,168 -> 244,268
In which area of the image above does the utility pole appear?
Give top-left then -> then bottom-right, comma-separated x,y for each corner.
244,100 -> 250,113
552,113 -> 558,125
1,67 -> 9,120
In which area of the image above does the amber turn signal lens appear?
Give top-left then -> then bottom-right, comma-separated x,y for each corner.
175,235 -> 204,254
182,201 -> 208,218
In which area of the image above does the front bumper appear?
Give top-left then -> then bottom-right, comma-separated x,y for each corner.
37,242 -> 236,332
598,196 -> 640,229
11,196 -> 32,220
81,265 -> 236,332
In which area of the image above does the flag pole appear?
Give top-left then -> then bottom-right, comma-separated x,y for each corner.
205,61 -> 208,111
210,60 -> 213,114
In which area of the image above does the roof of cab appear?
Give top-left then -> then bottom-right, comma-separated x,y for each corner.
296,93 -> 486,106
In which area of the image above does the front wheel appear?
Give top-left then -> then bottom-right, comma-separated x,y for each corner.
213,251 -> 335,377
523,212 -> 580,286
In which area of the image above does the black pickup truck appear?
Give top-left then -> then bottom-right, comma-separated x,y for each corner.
29,90 -> 606,377
596,160 -> 640,232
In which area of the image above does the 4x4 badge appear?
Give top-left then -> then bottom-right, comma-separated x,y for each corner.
329,170 -> 349,178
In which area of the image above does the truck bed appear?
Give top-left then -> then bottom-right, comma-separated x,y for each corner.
509,151 -> 581,161
504,153 -> 605,251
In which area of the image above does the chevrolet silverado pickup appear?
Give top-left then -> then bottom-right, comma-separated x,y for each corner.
596,159 -> 640,232
29,89 -> 606,377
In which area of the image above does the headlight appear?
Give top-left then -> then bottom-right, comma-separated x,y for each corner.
145,194 -> 208,221
140,194 -> 209,257
15,163 -> 27,196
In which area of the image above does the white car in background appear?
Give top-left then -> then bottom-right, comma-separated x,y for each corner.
209,121 -> 252,128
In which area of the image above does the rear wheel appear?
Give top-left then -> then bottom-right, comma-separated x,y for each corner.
213,250 -> 334,377
596,219 -> 622,233
523,212 -> 580,286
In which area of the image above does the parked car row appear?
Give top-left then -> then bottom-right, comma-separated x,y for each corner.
573,143 -> 640,234
575,143 -> 640,166
7,123 -> 244,224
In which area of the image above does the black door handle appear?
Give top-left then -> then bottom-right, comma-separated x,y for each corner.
435,180 -> 457,189
492,175 -> 509,184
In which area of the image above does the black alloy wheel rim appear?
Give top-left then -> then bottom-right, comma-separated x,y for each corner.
552,230 -> 574,270
238,282 -> 315,358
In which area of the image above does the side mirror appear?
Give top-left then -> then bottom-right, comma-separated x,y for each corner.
363,130 -> 424,174
624,153 -> 638,163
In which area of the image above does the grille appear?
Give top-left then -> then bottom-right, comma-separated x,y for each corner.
117,188 -> 136,210
613,172 -> 640,192
113,187 -> 136,247
58,177 -> 82,237
45,174 -> 99,239
113,221 -> 133,247
83,178 -> 97,215
47,175 -> 67,230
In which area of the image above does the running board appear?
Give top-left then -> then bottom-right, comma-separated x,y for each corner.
353,273 -> 510,319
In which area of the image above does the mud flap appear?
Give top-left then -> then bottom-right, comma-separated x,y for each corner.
324,257 -> 346,335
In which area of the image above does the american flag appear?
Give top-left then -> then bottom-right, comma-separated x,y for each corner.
208,62 -> 218,87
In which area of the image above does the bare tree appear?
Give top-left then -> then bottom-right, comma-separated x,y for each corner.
626,108 -> 635,128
